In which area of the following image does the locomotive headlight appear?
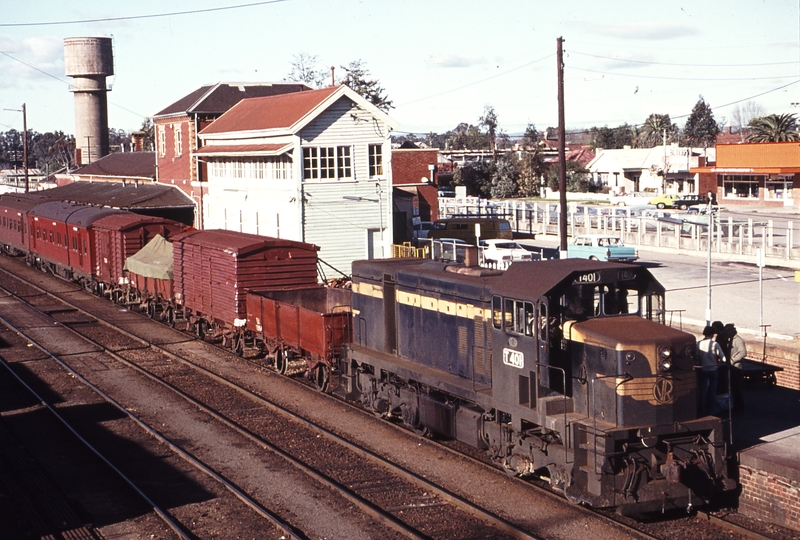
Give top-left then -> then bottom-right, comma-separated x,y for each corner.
658,346 -> 673,372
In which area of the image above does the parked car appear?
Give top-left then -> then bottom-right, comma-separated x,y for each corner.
429,217 -> 513,243
567,234 -> 639,262
648,193 -> 681,209
609,192 -> 651,206
479,239 -> 534,264
671,194 -> 707,210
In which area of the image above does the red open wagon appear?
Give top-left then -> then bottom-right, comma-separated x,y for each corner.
246,286 -> 351,391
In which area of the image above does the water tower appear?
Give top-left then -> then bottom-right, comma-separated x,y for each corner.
64,37 -> 114,165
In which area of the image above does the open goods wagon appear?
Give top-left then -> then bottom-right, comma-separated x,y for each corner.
246,287 -> 351,391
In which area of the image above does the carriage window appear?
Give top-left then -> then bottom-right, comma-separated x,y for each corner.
72,237 -> 77,250
57,232 -> 62,246
492,296 -> 503,329
49,231 -> 54,243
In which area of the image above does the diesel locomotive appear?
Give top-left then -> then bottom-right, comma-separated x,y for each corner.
330,255 -> 735,514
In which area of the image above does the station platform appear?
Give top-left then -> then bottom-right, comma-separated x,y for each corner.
724,377 -> 800,533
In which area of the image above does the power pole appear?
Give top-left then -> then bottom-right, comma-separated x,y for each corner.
557,37 -> 568,257
22,103 -> 28,193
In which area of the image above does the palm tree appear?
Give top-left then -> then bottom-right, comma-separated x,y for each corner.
747,113 -> 799,142
639,113 -> 677,147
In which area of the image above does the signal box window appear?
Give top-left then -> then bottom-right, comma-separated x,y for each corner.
369,144 -> 383,177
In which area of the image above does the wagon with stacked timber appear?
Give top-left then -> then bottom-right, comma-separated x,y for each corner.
246,286 -> 351,390
171,230 -> 321,354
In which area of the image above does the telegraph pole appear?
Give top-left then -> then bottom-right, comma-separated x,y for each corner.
557,37 -> 568,257
22,103 -> 28,193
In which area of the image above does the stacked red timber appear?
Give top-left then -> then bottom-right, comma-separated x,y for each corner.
172,230 -> 319,326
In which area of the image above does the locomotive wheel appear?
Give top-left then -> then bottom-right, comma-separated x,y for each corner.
313,364 -> 330,392
146,301 -> 156,319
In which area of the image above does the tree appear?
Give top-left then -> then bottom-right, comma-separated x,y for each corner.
682,96 -> 721,148
137,118 -> 155,151
516,123 -> 545,197
731,101 -> 764,139
285,53 -> 328,88
521,123 -> 540,148
445,123 -> 489,150
590,124 -> 635,149
109,128 -> 131,152
545,160 -> 595,192
747,113 -> 800,142
452,160 -> 494,197
489,154 -> 518,198
638,113 -> 678,147
339,59 -> 393,111
479,105 -> 498,158
30,131 -> 74,174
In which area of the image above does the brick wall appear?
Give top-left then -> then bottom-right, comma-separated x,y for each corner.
739,465 -> 800,532
764,345 -> 800,390
155,115 -> 192,197
392,149 -> 438,186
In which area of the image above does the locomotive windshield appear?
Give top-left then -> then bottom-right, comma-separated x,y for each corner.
560,283 -> 663,321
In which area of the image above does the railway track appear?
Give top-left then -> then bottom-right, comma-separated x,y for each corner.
0,255 -> 780,540
0,260 -> 548,539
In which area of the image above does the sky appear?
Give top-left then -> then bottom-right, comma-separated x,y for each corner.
1,0 -> 799,139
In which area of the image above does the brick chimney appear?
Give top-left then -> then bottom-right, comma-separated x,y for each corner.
131,132 -> 144,152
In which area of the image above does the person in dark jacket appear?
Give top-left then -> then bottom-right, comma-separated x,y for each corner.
726,324 -> 747,413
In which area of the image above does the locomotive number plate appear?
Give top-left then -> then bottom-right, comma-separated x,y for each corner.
574,272 -> 600,284
502,348 -> 524,369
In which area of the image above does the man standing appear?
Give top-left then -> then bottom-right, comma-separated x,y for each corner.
697,325 -> 726,415
726,324 -> 747,413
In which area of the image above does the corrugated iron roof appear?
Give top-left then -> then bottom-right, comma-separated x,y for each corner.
72,152 -> 156,179
200,86 -> 341,135
193,143 -> 292,156
36,182 -> 193,209
154,82 -> 311,117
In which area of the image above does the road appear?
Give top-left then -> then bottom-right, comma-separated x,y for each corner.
519,235 -> 800,343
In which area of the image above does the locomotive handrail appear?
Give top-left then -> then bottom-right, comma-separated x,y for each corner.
534,362 -> 570,464
589,373 -> 632,474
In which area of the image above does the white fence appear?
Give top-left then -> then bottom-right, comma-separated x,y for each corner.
438,198 -> 800,267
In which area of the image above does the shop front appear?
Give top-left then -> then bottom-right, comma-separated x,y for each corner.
691,142 -> 800,207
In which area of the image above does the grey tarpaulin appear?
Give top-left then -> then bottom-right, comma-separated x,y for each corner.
123,234 -> 173,280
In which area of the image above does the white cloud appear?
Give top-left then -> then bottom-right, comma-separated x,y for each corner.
0,35 -> 65,88
592,21 -> 697,40
429,53 -> 488,68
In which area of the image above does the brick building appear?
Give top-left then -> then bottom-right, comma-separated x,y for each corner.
691,141 -> 800,207
391,146 -> 439,242
152,82 -> 310,226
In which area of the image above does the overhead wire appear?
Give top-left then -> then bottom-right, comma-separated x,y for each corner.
0,0 -> 289,27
